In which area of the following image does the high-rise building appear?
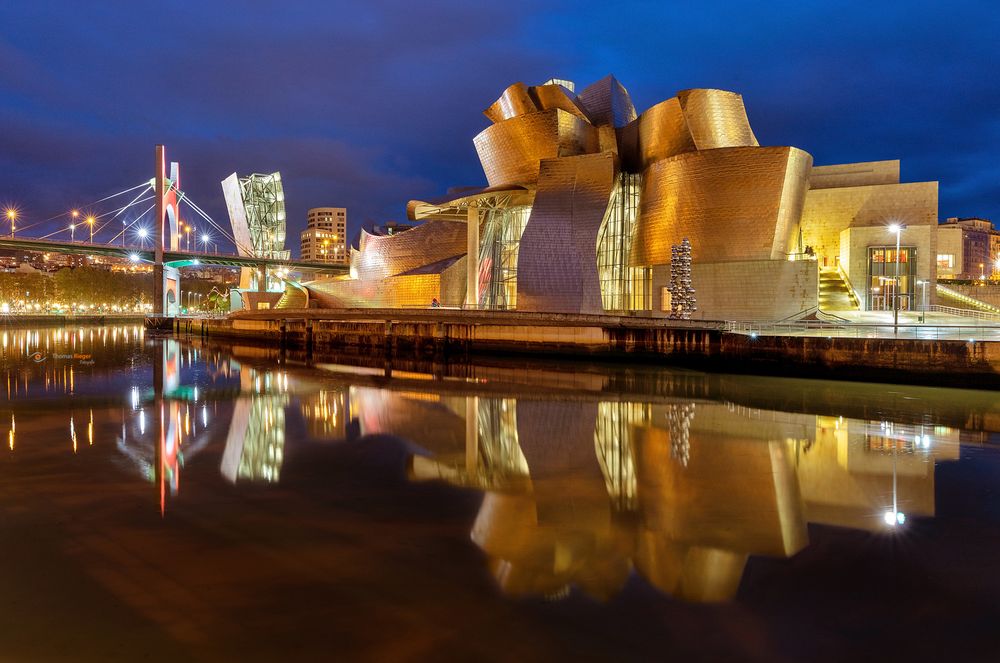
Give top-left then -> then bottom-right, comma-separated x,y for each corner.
937,217 -> 993,280
301,207 -> 347,264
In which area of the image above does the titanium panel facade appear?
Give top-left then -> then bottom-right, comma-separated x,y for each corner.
484,82 -> 536,124
631,146 -> 813,266
298,74 -> 939,321
676,89 -> 758,150
354,219 -> 467,281
474,109 -> 600,187
629,97 -> 696,171
577,75 -> 637,128
528,83 -> 591,121
516,152 -> 617,314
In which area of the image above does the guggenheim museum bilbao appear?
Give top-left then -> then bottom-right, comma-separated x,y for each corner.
295,76 -> 937,320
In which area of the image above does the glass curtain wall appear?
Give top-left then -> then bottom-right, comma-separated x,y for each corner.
866,246 -> 916,311
597,173 -> 651,312
478,206 -> 531,310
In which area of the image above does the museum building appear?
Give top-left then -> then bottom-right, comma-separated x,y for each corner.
295,77 -> 938,320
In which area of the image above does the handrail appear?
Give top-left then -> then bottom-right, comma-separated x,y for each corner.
935,283 -> 1000,314
835,262 -> 862,309
926,304 -> 1000,321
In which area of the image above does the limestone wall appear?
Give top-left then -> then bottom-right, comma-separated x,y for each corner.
655,259 -> 818,321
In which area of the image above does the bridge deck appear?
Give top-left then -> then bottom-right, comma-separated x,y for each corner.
0,237 -> 347,273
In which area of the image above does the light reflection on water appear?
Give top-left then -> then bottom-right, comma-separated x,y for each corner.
0,325 -> 998,658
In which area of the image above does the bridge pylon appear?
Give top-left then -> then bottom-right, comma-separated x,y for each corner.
153,145 -> 181,316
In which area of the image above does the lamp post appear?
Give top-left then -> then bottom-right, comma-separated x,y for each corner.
69,224 -> 75,242
6,209 -> 17,238
888,224 -> 906,333
86,216 -> 95,243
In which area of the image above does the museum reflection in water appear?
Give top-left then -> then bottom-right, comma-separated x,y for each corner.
0,329 -> 972,603
350,387 -> 960,602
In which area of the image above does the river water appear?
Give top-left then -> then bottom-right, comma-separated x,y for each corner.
0,325 -> 998,661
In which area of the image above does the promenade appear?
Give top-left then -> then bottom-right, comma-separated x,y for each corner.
166,308 -> 1000,389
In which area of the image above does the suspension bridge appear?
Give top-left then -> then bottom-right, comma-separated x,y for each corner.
0,145 -> 346,315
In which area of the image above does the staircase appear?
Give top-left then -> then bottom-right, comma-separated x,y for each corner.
275,282 -> 309,309
818,267 -> 860,312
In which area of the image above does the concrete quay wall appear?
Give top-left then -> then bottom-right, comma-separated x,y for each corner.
173,311 -> 1000,388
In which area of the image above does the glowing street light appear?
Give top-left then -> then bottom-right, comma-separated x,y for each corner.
887,223 -> 906,334
69,223 -> 76,242
5,209 -> 17,238
86,216 -> 95,243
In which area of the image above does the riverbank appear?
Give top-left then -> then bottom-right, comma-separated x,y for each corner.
2,314 -> 147,328
164,309 -> 1000,389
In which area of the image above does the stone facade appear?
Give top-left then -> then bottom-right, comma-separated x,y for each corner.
652,259 -> 818,321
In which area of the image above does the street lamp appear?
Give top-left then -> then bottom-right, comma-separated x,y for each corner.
888,223 -> 906,333
69,224 -> 76,242
6,209 -> 17,237
86,216 -> 95,243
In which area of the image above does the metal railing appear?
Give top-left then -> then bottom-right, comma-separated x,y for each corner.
925,304 -> 1000,322
835,262 -> 862,309
724,319 -> 1000,341
935,283 -> 1000,314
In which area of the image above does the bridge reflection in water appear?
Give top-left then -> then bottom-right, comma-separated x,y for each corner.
0,327 -> 969,607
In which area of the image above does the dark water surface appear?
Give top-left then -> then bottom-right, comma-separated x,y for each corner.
1,326 -> 999,662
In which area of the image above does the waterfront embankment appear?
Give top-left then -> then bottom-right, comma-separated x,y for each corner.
164,309 -> 1000,388
2,314 -> 147,328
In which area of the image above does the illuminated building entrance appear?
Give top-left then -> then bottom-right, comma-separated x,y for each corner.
866,246 -> 915,311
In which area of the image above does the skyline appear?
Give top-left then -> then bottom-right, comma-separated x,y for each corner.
1,0 -> 998,255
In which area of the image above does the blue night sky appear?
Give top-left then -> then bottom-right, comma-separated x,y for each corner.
1,0 -> 998,254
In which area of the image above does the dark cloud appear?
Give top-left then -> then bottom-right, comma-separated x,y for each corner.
1,0 -> 998,252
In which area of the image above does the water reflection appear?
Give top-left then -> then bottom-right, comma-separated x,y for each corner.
347,386 -> 962,602
221,369 -> 289,483
0,325 -> 985,609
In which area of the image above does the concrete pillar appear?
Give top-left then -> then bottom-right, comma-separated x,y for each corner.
466,203 -> 479,309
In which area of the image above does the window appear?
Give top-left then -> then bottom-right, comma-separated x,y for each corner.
937,254 -> 954,270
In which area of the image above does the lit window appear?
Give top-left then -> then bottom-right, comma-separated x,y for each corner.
937,254 -> 954,270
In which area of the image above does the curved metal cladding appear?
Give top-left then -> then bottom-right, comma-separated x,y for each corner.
577,75 -> 637,128
353,220 -> 467,281
516,152 -> 618,314
483,82 -> 537,123
473,109 -> 600,188
676,89 -> 758,151
620,97 -> 697,172
528,84 -> 591,121
630,146 -> 813,266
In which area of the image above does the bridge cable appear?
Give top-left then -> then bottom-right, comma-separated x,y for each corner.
176,191 -> 255,256
14,181 -> 153,236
